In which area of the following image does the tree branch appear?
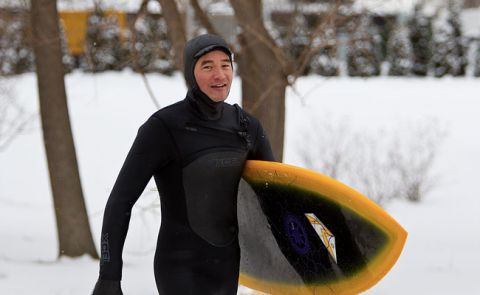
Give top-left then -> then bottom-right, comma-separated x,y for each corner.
189,0 -> 219,36
229,0 -> 292,75
140,73 -> 161,109
289,0 -> 349,84
156,0 -> 187,73
126,0 -> 162,109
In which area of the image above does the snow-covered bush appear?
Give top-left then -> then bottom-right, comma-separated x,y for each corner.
298,114 -> 447,206
0,12 -> 34,76
387,21 -> 413,76
445,0 -> 468,77
310,26 -> 339,77
347,13 -> 381,77
474,41 -> 480,77
83,7 -> 128,72
431,1 -> 467,77
129,13 -> 175,75
409,4 -> 433,76
310,47 -> 339,76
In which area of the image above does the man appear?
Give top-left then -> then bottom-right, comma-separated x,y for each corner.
92,34 -> 274,295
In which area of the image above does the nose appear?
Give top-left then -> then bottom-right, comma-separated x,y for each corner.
212,66 -> 226,80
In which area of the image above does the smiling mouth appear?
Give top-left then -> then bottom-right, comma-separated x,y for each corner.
211,84 -> 227,89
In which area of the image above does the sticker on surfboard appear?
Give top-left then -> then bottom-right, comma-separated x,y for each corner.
305,213 -> 337,264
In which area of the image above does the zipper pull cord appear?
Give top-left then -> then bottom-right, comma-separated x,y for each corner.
234,104 -> 252,150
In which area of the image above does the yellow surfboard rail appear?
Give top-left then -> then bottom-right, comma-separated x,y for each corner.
239,160 -> 408,295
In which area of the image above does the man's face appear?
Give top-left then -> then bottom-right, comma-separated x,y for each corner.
194,50 -> 232,102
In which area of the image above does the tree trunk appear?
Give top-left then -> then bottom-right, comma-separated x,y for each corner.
238,41 -> 287,162
230,0 -> 289,161
156,0 -> 187,72
30,0 -> 98,258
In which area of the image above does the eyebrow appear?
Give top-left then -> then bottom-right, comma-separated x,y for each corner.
199,59 -> 231,66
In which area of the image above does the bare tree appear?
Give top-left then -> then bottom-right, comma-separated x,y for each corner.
156,0 -> 187,72
136,0 -> 351,161
228,0 -> 290,161
30,0 -> 98,258
220,0 -> 351,161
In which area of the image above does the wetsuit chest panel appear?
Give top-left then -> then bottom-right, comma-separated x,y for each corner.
169,117 -> 246,165
182,150 -> 247,247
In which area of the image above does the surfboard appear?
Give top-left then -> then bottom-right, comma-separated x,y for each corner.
237,160 -> 407,295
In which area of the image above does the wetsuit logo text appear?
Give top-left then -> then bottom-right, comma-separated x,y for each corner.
101,233 -> 110,264
213,157 -> 241,168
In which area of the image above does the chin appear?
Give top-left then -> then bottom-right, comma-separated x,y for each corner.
208,92 -> 229,102
211,96 -> 227,102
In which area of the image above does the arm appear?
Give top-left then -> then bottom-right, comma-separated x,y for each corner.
93,116 -> 172,293
250,120 -> 275,162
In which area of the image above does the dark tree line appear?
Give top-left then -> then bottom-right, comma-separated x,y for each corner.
0,8 -> 34,75
409,4 -> 432,76
81,6 -> 175,74
2,2 -> 480,77
1,5 -> 175,76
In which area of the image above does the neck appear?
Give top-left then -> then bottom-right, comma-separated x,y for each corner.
187,88 -> 224,120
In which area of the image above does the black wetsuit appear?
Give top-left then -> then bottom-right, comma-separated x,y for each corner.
93,34 -> 274,295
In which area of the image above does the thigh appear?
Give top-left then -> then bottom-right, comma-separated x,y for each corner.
154,248 -> 240,295
154,263 -> 201,295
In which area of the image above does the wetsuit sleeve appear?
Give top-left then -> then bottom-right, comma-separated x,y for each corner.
250,120 -> 275,162
98,116 -> 172,280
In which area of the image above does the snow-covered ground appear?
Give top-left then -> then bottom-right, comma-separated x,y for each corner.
0,71 -> 479,294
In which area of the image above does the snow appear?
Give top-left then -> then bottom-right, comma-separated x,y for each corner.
56,0 -> 143,12
354,0 -> 419,14
1,71 -> 480,294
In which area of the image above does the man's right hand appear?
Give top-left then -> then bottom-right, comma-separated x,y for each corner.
91,280 -> 123,295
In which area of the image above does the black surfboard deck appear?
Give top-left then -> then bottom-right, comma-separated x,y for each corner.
238,161 -> 407,294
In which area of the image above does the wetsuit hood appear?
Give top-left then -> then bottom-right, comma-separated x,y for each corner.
183,34 -> 234,120
183,34 -> 233,91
